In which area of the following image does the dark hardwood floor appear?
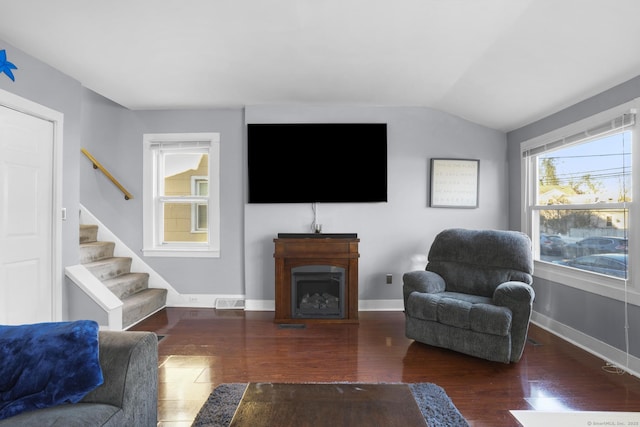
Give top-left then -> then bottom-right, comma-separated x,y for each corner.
130,308 -> 640,426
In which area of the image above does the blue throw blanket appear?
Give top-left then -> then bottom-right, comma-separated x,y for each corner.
0,320 -> 104,420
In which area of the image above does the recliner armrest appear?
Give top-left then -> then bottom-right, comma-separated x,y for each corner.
493,281 -> 534,308
402,270 -> 446,307
493,281 -> 536,362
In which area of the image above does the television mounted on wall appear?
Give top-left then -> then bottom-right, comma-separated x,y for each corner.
247,123 -> 387,203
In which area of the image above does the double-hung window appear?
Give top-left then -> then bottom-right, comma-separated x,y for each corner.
521,101 -> 637,297
143,133 -> 220,257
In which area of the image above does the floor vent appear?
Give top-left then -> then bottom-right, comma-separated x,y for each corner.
215,298 -> 245,310
278,324 -> 306,329
527,337 -> 542,346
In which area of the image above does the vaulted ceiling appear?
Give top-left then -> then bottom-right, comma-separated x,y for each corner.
1,0 -> 639,131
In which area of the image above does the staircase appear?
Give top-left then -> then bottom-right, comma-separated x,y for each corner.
79,224 -> 167,329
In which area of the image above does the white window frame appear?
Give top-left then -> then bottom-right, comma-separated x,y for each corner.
520,99 -> 639,305
142,132 -> 220,258
191,175 -> 208,233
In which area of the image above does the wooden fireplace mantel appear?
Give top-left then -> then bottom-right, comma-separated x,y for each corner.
274,234 -> 359,324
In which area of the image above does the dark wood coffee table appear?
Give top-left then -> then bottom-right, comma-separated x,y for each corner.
230,383 -> 427,426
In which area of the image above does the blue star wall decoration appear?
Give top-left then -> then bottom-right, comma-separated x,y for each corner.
0,49 -> 18,81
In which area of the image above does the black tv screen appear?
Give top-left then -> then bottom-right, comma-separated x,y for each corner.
248,123 -> 387,203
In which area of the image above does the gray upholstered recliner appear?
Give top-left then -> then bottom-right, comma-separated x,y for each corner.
403,228 -> 534,363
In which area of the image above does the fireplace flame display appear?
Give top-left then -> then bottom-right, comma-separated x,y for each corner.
300,292 -> 340,312
292,266 -> 345,319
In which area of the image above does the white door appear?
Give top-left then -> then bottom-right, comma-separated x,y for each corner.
0,93 -> 62,325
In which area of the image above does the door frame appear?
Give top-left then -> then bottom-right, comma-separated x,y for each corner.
0,88 -> 64,321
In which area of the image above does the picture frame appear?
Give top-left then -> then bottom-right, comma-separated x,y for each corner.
429,158 -> 480,208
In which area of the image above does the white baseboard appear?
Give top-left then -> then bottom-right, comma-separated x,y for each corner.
531,311 -> 640,378
239,299 -> 404,312
359,299 -> 404,311
244,299 -> 275,311
170,294 -> 246,308
185,299 -> 405,312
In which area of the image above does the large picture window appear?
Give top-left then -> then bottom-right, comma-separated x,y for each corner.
522,103 -> 636,292
143,133 -> 220,258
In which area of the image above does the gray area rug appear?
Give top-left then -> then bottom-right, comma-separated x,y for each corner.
192,382 -> 469,427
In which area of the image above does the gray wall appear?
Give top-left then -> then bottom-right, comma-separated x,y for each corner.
80,89 -> 245,295
507,76 -> 640,360
244,105 -> 508,307
0,39 -> 511,314
0,40 -> 82,318
81,99 -> 509,305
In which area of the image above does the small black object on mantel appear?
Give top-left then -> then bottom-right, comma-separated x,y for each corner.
277,233 -> 358,239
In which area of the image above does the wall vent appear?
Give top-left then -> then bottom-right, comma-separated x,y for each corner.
215,298 -> 245,310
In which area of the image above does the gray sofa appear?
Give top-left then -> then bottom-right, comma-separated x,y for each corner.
0,331 -> 158,426
403,228 -> 535,363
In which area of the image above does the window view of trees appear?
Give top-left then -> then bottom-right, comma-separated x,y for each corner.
534,131 -> 631,278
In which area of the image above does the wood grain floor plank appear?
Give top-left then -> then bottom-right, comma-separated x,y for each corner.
131,309 -> 640,426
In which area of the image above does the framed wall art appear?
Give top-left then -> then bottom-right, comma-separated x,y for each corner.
429,158 -> 479,208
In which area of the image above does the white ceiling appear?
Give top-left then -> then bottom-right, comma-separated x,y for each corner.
1,0 -> 640,132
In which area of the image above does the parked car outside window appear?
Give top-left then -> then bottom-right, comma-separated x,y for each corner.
563,237 -> 628,258
540,233 -> 565,255
553,254 -> 628,278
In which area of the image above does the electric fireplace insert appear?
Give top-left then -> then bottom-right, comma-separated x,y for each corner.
291,265 -> 345,319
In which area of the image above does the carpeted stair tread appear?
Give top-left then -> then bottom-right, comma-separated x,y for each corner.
123,288 -> 167,328
80,224 -> 99,244
84,257 -> 132,281
79,241 -> 115,264
78,222 -> 168,329
103,272 -> 150,300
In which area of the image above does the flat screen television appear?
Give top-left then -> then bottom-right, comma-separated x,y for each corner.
247,123 -> 387,203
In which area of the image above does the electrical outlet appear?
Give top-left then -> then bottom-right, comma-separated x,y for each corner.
386,274 -> 393,284
188,296 -> 198,303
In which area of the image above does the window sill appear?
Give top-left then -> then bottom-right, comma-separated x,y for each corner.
143,247 -> 220,258
534,260 -> 639,306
